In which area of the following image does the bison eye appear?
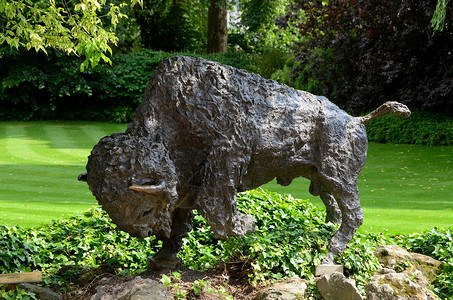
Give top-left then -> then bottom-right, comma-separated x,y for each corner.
143,179 -> 160,185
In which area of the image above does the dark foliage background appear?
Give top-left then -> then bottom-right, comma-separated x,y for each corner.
290,0 -> 452,115
0,48 -> 253,123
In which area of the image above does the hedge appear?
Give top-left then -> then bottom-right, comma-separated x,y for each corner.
365,111 -> 453,146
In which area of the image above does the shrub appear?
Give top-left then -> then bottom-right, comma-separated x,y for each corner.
365,111 -> 453,146
0,207 -> 160,278
0,225 -> 39,273
231,190 -> 334,284
251,47 -> 294,79
0,48 -> 94,121
180,189 -> 386,290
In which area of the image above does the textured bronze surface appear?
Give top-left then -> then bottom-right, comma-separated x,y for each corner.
81,56 -> 410,267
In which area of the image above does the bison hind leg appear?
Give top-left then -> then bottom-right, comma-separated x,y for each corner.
309,180 -> 342,225
322,183 -> 364,265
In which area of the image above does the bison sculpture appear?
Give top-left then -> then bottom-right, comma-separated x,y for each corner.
79,56 -> 410,268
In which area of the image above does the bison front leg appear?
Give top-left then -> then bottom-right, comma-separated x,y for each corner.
323,184 -> 364,264
197,184 -> 256,239
320,191 -> 342,225
148,208 -> 194,270
196,152 -> 256,239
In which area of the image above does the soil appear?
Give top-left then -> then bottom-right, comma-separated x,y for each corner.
63,262 -> 259,299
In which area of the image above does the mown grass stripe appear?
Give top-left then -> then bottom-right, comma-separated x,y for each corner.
80,123 -> 127,146
1,164 -> 92,197
362,207 -> 453,233
0,201 -> 98,227
31,124 -> 89,164
1,124 -> 54,165
44,124 -> 88,147
2,179 -> 90,194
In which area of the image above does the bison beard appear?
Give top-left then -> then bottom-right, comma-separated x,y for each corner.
80,56 -> 410,269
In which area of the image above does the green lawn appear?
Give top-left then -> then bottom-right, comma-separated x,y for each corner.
262,143 -> 453,234
0,121 -> 127,227
1,121 -> 452,234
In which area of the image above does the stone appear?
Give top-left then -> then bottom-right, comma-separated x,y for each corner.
375,245 -> 413,268
91,276 -> 173,300
375,245 -> 443,282
365,270 -> 437,300
254,277 -> 307,300
316,272 -> 363,300
315,264 -> 344,276
79,56 -> 411,269
18,283 -> 62,300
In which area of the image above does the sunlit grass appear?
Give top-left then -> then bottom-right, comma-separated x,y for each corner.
263,143 -> 453,234
1,121 -> 451,234
0,121 -> 127,227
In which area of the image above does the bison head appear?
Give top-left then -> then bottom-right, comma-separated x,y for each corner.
80,133 -> 178,239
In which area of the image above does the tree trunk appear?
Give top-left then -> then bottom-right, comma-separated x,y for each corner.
207,0 -> 228,53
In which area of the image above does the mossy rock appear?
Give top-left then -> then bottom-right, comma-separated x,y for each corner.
365,269 -> 437,300
374,245 -> 443,283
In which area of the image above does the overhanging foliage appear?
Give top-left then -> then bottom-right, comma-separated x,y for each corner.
0,0 -> 142,70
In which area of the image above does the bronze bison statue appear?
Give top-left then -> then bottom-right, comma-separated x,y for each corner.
79,56 -> 410,268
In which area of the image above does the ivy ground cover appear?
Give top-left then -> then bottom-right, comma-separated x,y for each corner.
0,121 -> 452,234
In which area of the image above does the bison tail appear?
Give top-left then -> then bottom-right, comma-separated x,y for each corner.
358,101 -> 411,125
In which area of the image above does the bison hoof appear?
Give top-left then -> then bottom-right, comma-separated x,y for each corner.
243,214 -> 256,234
230,213 -> 256,237
147,255 -> 181,270
212,213 -> 256,239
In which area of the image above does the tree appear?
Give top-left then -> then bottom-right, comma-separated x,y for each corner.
1,0 -> 296,61
207,0 -> 228,53
292,0 -> 452,114
0,0 -> 141,70
132,0 -> 209,53
238,0 -> 296,50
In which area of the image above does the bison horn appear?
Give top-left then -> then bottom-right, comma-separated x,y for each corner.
128,182 -> 166,195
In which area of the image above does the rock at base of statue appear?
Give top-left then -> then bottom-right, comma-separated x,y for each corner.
91,276 -> 172,300
18,283 -> 62,300
253,277 -> 308,300
374,245 -> 443,282
315,264 -> 344,276
316,272 -> 363,300
365,268 -> 438,300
